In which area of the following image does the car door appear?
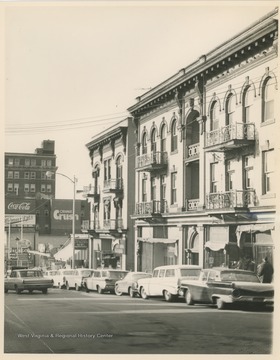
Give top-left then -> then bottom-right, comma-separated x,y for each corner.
188,270 -> 210,302
205,270 -> 219,301
118,273 -> 130,293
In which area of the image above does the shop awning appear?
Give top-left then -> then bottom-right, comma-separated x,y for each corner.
139,238 -> 178,244
204,239 -> 228,251
236,223 -> 274,246
53,243 -> 77,261
27,250 -> 51,258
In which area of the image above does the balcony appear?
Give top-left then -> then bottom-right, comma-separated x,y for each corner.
103,178 -> 123,193
185,198 -> 200,211
134,200 -> 167,217
136,151 -> 168,172
206,190 -> 256,210
185,143 -> 200,162
103,219 -> 124,231
205,123 -> 255,152
89,220 -> 101,231
87,186 -> 100,202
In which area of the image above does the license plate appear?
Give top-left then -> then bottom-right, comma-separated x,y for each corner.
253,297 -> 264,302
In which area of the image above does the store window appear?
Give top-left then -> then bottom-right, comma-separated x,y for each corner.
171,119 -> 177,152
263,149 -> 275,194
262,77 -> 275,122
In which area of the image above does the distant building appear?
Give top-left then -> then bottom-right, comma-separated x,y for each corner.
5,140 -> 57,200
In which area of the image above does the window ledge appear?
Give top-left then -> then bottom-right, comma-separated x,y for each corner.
261,119 -> 275,127
261,193 -> 276,199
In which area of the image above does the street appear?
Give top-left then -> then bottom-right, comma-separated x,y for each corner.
4,287 -> 274,354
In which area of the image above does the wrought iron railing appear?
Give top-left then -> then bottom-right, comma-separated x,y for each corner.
135,200 -> 167,215
136,151 -> 168,169
206,123 -> 255,147
206,190 -> 255,209
103,178 -> 123,191
187,143 -> 200,158
185,198 -> 200,211
90,220 -> 100,230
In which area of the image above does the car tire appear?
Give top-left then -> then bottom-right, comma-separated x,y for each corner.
129,287 -> 135,298
185,290 -> 194,305
163,290 -> 174,302
15,286 -> 21,294
42,288 -> 48,294
75,283 -> 80,291
115,285 -> 122,296
97,285 -> 104,294
140,287 -> 148,300
216,298 -> 225,310
84,284 -> 90,293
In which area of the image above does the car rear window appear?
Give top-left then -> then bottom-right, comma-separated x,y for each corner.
80,270 -> 93,277
221,271 -> 260,283
165,269 -> 175,277
180,269 -> 201,278
107,271 -> 128,279
19,271 -> 42,277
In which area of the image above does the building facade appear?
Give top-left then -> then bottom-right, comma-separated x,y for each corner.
128,9 -> 278,273
86,118 -> 136,270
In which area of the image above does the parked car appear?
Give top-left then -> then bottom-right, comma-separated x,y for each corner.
64,268 -> 95,291
4,269 -> 53,294
45,269 -> 76,289
137,265 -> 201,302
180,267 -> 274,310
115,272 -> 152,297
84,269 -> 128,294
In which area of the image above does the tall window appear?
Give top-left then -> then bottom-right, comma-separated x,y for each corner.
30,172 -> 36,179
41,160 -> 46,167
8,158 -> 13,166
41,184 -> 46,192
243,156 -> 254,189
225,93 -> 235,125
243,86 -> 254,123
263,150 -> 275,194
263,77 -> 275,122
47,184 -> 51,193
210,163 -> 218,193
151,128 -> 157,152
25,159 -> 30,166
171,119 -> 177,152
24,172 -> 29,179
31,159 -> 36,167
8,171 -> 13,179
30,184 -> 36,192
142,178 -> 147,202
104,159 -> 111,181
14,183 -> 19,195
142,133 -> 147,155
116,156 -> 123,189
25,184 -> 30,192
210,101 -> 219,131
14,158 -> 20,166
171,172 -> 177,204
8,183 -> 13,192
151,177 -> 156,201
14,171 -> 19,179
160,175 -> 166,201
161,124 -> 166,152
225,160 -> 234,191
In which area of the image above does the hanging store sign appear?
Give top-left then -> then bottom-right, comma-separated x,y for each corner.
5,214 -> 36,227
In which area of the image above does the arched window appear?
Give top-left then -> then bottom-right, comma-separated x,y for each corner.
151,128 -> 157,152
262,77 -> 275,122
171,119 -> 177,152
243,86 -> 254,123
142,132 -> 147,154
116,156 -> 123,189
210,101 -> 219,131
225,93 -> 235,125
161,124 -> 166,152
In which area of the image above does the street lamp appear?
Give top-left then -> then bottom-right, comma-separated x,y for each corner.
46,171 -> 78,269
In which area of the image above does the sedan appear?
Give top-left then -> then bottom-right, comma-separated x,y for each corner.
115,272 -> 152,297
84,269 -> 128,294
5,269 -> 53,294
180,267 -> 274,310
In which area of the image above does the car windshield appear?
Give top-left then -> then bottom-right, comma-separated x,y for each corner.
106,271 -> 128,279
221,271 -> 260,283
180,269 -> 201,278
19,271 -> 42,278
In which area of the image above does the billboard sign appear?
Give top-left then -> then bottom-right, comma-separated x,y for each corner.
5,214 -> 36,227
5,199 -> 36,214
51,199 -> 81,231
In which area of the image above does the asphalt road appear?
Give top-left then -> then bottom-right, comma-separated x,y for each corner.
4,287 -> 274,354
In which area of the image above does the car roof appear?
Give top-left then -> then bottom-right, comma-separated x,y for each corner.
203,267 -> 255,273
154,265 -> 201,270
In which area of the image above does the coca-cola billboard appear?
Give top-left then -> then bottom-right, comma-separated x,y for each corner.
5,199 -> 36,214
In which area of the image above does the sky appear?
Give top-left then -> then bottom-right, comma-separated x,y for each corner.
3,1 -> 278,199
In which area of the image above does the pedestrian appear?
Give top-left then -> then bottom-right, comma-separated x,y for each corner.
257,257 -> 274,283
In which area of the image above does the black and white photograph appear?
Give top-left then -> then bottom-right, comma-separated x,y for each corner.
1,0 -> 279,357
